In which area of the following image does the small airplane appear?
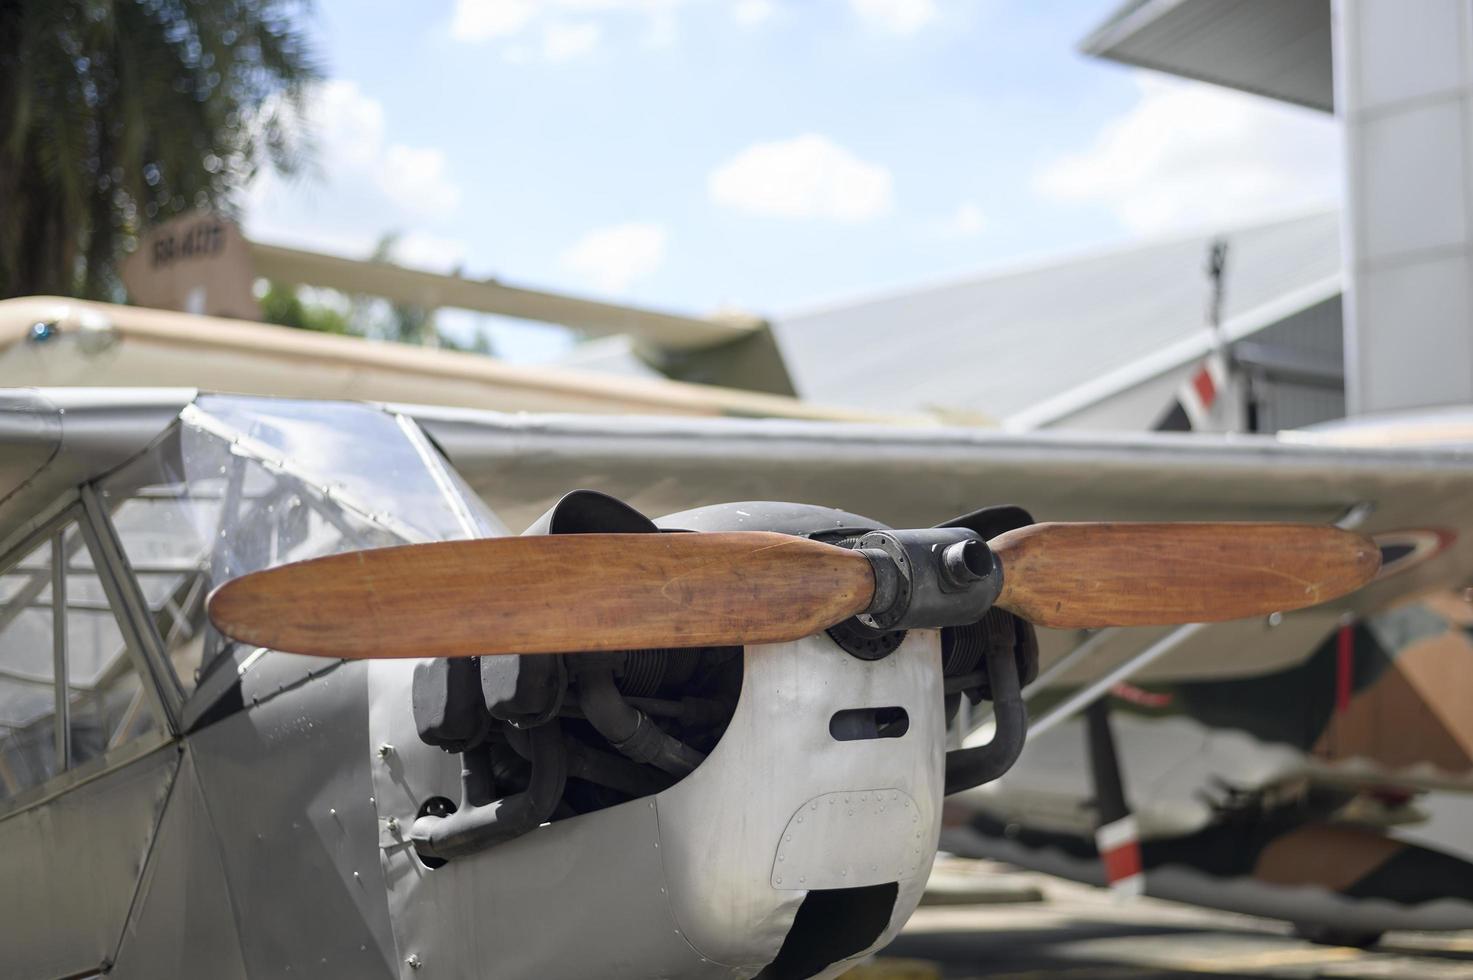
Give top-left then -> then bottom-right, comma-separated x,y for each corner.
8,385 -> 1447,980
937,412 -> 1473,948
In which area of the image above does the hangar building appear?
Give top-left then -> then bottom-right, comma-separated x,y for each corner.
770,0 -> 1472,433
771,211 -> 1344,432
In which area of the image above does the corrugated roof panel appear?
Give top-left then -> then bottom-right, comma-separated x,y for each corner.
772,210 -> 1341,422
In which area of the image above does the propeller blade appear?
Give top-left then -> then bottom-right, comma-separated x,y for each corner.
208,521 -> 1379,660
990,522 -> 1380,629
206,532 -> 875,659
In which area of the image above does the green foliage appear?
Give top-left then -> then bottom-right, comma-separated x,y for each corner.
0,0 -> 320,299
366,232 -> 438,346
260,269 -> 498,357
439,329 -> 495,356
258,280 -> 349,334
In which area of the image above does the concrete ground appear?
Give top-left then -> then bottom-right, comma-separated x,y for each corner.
861,860 -> 1473,979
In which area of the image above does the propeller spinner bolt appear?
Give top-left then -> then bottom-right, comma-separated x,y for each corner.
941,538 -> 992,588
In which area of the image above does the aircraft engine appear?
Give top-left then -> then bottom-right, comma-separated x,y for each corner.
365,492 -> 1039,978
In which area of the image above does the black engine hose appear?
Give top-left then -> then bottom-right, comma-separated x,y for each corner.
943,635 -> 1028,795
578,668 -> 705,777
411,720 -> 569,861
505,725 -> 672,798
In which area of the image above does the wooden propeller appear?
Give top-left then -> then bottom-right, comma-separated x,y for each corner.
988,523 -> 1379,629
206,522 -> 1379,660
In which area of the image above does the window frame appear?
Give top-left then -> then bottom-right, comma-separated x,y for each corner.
80,483 -> 186,729
0,497 -> 175,822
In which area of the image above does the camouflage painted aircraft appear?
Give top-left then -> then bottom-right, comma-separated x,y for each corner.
942,414 -> 1473,947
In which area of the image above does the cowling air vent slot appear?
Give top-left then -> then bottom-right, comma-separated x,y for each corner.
829,706 -> 909,741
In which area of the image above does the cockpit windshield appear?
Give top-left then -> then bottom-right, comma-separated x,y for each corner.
99,395 -> 506,693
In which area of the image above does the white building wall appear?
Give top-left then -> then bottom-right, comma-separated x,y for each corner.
1335,0 -> 1473,413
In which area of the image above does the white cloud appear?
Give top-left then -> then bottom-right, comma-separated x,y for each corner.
244,81 -> 466,259
733,0 -> 776,27
938,201 -> 985,237
708,134 -> 894,222
452,0 -> 538,41
850,0 -> 936,35
555,0 -> 683,14
319,82 -> 383,158
561,222 -> 668,292
1033,74 -> 1341,234
452,0 -> 684,55
640,9 -> 679,47
379,145 -> 461,218
310,81 -> 461,225
543,20 -> 602,61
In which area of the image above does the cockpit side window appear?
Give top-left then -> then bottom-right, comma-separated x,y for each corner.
0,531 -> 58,796
97,398 -> 502,692
100,425 -> 401,692
0,515 -> 158,805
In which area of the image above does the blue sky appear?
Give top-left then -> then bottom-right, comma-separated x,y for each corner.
245,0 -> 1341,357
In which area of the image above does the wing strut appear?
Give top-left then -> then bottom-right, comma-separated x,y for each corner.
1086,699 -> 1144,895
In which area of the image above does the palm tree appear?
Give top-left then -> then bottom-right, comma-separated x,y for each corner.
0,0 -> 319,299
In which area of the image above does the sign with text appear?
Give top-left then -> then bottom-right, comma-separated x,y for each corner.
121,211 -> 261,320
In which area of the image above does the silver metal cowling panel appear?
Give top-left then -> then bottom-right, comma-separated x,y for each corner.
770,788 -> 926,889
655,633 -> 945,973
368,633 -> 944,979
110,748 -> 249,979
189,658 -> 399,977
0,743 -> 177,980
368,658 -> 722,980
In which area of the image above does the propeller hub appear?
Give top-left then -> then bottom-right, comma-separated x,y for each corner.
857,528 -> 1004,631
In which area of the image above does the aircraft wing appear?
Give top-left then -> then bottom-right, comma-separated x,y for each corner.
0,297 -> 898,423
406,406 -> 1473,684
